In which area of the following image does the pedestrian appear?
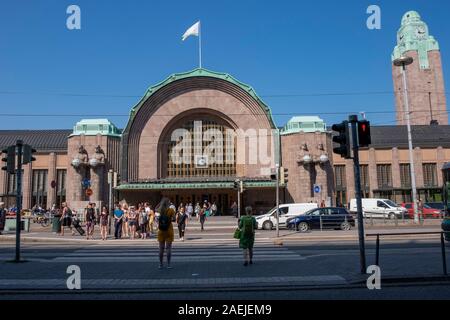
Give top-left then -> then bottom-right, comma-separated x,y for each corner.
418,199 -> 424,220
60,202 -> 74,236
194,202 -> 201,218
211,202 -> 218,216
199,204 -> 207,231
114,204 -> 124,239
156,197 -> 176,269
128,206 -> 138,240
320,200 -> 326,208
239,206 -> 257,266
176,206 -> 188,241
186,202 -> 194,218
231,201 -> 238,218
85,203 -> 96,240
148,204 -> 155,236
0,202 -> 6,235
100,206 -> 109,240
139,205 -> 148,239
122,204 -> 129,238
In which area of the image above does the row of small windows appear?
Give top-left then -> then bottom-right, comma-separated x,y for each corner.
7,169 -> 67,208
334,163 -> 438,189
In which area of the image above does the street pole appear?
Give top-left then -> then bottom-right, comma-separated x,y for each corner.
394,56 -> 419,224
15,140 -> 23,262
349,116 -> 366,274
276,163 -> 280,238
237,179 -> 241,219
108,169 -> 113,235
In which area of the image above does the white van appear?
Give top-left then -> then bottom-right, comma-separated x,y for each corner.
349,198 -> 407,219
255,203 -> 319,230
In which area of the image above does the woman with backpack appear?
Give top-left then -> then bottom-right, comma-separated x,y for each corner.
156,197 -> 176,269
239,206 -> 258,266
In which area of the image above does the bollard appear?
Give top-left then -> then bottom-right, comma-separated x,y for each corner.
441,232 -> 447,275
375,234 -> 380,266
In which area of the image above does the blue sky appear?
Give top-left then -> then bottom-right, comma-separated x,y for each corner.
0,0 -> 449,130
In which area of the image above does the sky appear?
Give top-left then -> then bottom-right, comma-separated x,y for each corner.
0,0 -> 449,130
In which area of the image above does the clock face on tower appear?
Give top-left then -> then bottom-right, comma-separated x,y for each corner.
415,26 -> 427,39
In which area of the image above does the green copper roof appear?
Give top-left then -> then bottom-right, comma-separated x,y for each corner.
125,68 -> 276,129
392,11 -> 440,69
70,119 -> 121,137
280,116 -> 326,135
116,180 -> 279,190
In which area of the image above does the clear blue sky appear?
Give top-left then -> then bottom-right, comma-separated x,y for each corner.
0,0 -> 449,130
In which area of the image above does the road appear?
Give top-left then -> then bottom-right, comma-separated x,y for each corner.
0,216 -> 449,299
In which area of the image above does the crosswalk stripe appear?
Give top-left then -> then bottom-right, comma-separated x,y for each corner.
49,256 -> 305,262
31,243 -> 305,263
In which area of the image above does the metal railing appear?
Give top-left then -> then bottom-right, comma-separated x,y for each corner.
360,212 -> 446,226
366,231 -> 448,276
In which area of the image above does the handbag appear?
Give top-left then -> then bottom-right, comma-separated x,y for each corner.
233,228 -> 241,239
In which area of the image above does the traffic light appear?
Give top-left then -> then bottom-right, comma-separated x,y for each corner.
22,145 -> 36,165
280,167 -> 288,185
234,179 -> 239,190
357,120 -> 371,147
332,121 -> 351,159
1,146 -> 16,174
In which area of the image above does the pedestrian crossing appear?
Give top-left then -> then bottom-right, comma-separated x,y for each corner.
44,244 -> 305,263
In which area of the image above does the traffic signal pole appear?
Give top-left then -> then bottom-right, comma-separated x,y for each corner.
15,140 -> 23,262
349,115 -> 366,274
276,164 -> 280,238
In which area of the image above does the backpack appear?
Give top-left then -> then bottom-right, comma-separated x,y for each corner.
242,216 -> 254,236
158,210 -> 171,231
66,208 -> 72,217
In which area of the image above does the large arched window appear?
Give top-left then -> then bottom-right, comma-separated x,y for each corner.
164,118 -> 236,178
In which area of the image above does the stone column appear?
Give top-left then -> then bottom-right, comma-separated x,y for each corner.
0,169 -> 6,197
368,148 -> 378,197
414,147 -> 424,188
392,148 -> 401,188
345,159 -> 355,202
90,165 -> 104,202
315,162 -> 329,203
70,166 -> 87,204
22,163 -> 33,209
47,152 -> 57,209
437,146 -> 445,186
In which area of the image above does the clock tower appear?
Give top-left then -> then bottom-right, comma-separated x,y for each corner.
392,11 -> 448,125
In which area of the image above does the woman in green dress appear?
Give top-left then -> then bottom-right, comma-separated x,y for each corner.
239,206 -> 258,266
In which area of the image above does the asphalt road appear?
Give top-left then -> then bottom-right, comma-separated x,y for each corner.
0,217 -> 449,299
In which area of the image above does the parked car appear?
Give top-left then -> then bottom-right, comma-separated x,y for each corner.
286,207 -> 355,232
425,202 -> 445,211
401,202 -> 443,219
255,203 -> 318,230
350,198 -> 407,219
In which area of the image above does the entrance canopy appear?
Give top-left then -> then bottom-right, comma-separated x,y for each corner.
115,179 -> 279,191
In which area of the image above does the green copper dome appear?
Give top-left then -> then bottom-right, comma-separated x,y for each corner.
392,10 -> 440,69
401,11 -> 421,26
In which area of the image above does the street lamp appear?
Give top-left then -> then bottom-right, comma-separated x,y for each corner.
393,56 -> 419,224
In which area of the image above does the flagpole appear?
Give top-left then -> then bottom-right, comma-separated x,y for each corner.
199,21 -> 202,69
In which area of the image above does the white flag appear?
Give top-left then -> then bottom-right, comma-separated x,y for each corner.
182,21 -> 200,41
